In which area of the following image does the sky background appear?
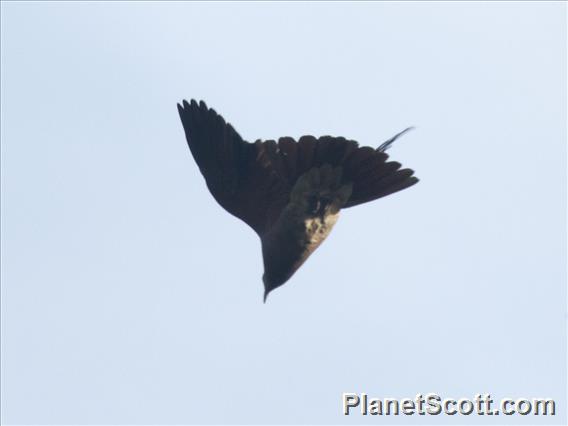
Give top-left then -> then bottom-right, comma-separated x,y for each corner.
1,2 -> 566,425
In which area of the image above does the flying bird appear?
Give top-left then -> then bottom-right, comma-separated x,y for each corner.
177,100 -> 418,301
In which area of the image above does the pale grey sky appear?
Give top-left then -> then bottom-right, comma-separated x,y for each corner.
1,1 -> 566,425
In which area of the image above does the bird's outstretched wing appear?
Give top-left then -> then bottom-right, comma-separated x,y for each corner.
178,100 -> 290,235
178,99 -> 418,235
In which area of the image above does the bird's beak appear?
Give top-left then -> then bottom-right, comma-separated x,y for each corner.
263,291 -> 269,304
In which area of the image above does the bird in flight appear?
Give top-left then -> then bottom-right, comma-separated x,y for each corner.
178,100 -> 418,301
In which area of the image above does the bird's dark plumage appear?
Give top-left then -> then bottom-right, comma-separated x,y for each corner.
177,99 -> 418,300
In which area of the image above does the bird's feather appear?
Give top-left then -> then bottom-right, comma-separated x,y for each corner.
178,99 -> 418,234
178,99 -> 419,297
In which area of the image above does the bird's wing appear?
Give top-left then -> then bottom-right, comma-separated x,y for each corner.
179,99 -> 418,233
178,100 -> 290,235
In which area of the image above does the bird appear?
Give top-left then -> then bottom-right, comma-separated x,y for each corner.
177,99 -> 418,302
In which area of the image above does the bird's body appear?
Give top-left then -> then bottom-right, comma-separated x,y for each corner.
261,165 -> 352,299
177,99 -> 418,300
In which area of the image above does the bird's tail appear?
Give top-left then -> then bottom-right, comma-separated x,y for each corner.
279,130 -> 418,209
240,126 -> 417,211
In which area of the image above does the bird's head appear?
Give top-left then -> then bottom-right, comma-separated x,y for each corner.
262,272 -> 289,303
262,274 -> 273,303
